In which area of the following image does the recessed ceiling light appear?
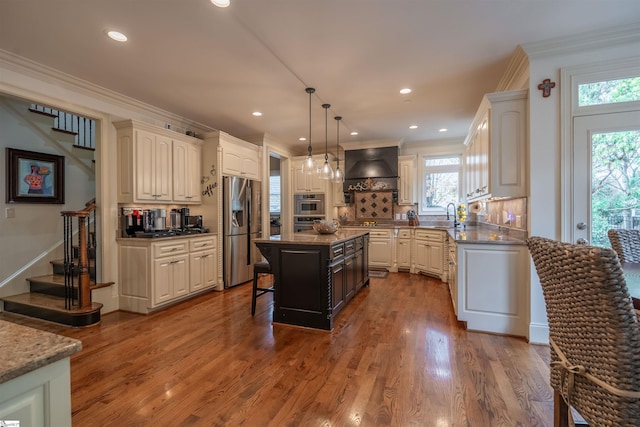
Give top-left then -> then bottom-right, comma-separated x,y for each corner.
400,88 -> 412,94
252,111 -> 262,117
439,128 -> 448,132
211,0 -> 230,7
350,131 -> 358,136
107,31 -> 127,42
299,137 -> 307,141
409,125 -> 418,129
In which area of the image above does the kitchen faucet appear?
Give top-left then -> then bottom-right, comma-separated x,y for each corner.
446,202 -> 459,228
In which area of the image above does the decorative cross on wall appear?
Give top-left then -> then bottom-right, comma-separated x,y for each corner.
537,78 -> 556,97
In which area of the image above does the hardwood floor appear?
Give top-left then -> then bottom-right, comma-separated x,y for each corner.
2,273 -> 554,426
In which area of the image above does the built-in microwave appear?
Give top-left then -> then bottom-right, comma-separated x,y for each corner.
294,193 -> 325,216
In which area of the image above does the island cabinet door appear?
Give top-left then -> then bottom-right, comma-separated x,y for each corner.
344,254 -> 357,302
331,260 -> 345,314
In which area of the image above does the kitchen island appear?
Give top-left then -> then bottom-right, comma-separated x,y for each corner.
0,320 -> 82,426
254,230 -> 369,331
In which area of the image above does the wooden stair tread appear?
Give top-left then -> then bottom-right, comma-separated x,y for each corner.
28,106 -> 57,117
28,274 -> 113,289
52,127 -> 78,136
3,293 -> 102,314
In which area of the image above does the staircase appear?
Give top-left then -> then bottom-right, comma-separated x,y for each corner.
2,199 -> 113,327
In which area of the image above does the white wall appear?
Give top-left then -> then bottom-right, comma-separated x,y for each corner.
0,97 -> 95,296
523,24 -> 640,343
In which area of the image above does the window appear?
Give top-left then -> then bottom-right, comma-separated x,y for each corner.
269,175 -> 281,214
421,155 -> 460,214
578,76 -> 640,107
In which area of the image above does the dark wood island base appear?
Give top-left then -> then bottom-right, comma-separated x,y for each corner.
254,230 -> 370,331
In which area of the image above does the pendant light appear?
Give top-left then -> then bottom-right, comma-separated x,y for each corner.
301,87 -> 318,175
333,116 -> 344,183
319,103 -> 334,180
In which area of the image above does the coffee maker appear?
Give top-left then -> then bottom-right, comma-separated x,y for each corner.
180,207 -> 190,230
120,207 -> 144,237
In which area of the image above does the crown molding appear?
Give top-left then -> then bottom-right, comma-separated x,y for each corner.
0,49 -> 215,134
495,45 -> 529,91
522,23 -> 640,59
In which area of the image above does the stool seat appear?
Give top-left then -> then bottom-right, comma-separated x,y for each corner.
252,260 -> 275,315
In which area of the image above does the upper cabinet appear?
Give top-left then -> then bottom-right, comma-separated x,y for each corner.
398,155 -> 417,205
204,131 -> 261,181
173,139 -> 202,203
463,89 -> 527,202
115,120 -> 203,204
292,155 -> 328,193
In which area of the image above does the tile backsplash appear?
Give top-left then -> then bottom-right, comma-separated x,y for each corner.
355,191 -> 394,220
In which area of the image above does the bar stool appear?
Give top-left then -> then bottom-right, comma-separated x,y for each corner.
252,260 -> 275,315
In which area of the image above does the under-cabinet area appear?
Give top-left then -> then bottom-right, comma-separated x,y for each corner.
118,235 -> 218,314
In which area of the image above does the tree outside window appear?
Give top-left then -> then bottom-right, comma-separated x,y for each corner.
421,156 -> 460,214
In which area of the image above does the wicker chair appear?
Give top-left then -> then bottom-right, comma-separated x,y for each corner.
527,236 -> 640,427
607,229 -> 640,263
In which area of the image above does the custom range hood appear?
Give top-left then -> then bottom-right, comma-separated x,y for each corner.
343,146 -> 399,193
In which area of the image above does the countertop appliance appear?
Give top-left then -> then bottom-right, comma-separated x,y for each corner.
223,176 -> 262,288
294,193 -> 325,216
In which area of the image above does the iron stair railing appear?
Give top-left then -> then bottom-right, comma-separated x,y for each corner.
29,104 -> 95,150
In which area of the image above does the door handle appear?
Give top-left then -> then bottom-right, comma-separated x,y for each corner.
576,222 -> 587,230
576,238 -> 589,245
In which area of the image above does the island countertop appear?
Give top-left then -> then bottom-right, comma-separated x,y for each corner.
0,320 -> 82,384
253,229 -> 370,246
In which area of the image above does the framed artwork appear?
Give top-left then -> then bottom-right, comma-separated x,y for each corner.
6,148 -> 65,204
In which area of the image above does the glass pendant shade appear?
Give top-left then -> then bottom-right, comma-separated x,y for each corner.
333,116 -> 344,183
301,87 -> 317,175
302,154 -> 317,175
319,104 -> 334,180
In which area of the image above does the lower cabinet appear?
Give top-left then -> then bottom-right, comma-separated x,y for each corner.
414,229 -> 444,278
396,229 -> 412,271
0,358 -> 73,427
368,229 -> 393,269
455,243 -> 529,337
153,253 -> 189,305
119,235 -> 217,313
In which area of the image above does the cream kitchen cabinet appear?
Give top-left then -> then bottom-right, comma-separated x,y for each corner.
414,229 -> 445,278
292,155 -> 327,193
189,236 -> 217,292
203,130 -> 261,180
118,235 -> 218,314
173,139 -> 202,203
463,89 -> 527,202
455,242 -> 529,337
368,229 -> 393,270
398,155 -> 417,205
395,228 -> 412,271
115,119 -> 203,204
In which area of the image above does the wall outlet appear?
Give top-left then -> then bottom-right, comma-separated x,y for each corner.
5,207 -> 15,218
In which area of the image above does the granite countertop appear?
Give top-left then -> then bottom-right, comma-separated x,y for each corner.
116,231 -> 215,242
446,227 -> 525,245
0,320 -> 82,384
341,224 -> 526,245
254,229 -> 369,245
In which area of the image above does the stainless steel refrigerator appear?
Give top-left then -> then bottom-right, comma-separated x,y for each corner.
223,176 -> 262,288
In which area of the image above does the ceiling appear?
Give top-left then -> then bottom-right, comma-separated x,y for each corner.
1,1 -> 639,156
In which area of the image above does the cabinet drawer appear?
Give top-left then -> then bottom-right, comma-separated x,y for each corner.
345,239 -> 356,255
189,237 -> 216,252
397,229 -> 412,239
153,240 -> 189,257
415,229 -> 444,242
369,230 -> 392,239
331,243 -> 345,260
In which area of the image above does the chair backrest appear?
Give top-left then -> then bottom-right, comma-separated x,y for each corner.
607,228 -> 640,263
527,236 -> 640,425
